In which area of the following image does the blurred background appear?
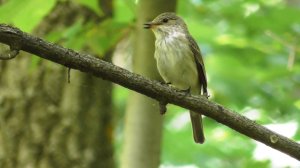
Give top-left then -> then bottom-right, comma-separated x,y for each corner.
0,0 -> 299,168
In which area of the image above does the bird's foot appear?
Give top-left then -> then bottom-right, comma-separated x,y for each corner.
159,81 -> 171,85
179,86 -> 191,97
203,92 -> 209,99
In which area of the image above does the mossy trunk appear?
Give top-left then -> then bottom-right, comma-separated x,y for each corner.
0,1 -> 115,168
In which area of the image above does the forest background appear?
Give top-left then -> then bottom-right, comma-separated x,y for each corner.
0,0 -> 299,168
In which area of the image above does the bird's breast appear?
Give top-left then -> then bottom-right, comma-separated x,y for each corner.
154,36 -> 199,91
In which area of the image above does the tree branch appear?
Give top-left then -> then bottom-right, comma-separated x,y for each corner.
0,24 -> 299,160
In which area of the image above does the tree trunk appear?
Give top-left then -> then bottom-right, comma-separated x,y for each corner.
121,1 -> 176,168
287,0 -> 300,6
0,1 -> 115,168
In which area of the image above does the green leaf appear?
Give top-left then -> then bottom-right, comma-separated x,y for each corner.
84,19 -> 129,56
74,0 -> 103,16
114,0 -> 135,22
0,0 -> 57,32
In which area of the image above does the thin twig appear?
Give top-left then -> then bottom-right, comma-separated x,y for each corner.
265,30 -> 298,70
159,100 -> 167,115
68,67 -> 71,83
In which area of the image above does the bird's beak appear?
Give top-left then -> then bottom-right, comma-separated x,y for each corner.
144,21 -> 161,29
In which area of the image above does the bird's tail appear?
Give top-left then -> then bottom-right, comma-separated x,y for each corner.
190,110 -> 205,144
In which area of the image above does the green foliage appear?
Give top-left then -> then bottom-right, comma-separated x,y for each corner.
1,0 -> 299,167
161,0 -> 300,167
0,0 -> 56,32
177,0 -> 300,119
45,16 -> 128,57
114,0 -> 135,22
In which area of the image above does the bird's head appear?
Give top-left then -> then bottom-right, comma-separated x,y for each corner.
144,12 -> 188,39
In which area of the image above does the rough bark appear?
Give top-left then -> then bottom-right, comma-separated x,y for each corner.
0,1 -> 115,168
120,1 -> 176,168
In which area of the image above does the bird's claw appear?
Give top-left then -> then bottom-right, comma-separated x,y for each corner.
181,86 -> 191,96
159,81 -> 171,86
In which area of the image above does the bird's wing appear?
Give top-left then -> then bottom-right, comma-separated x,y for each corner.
187,34 -> 208,97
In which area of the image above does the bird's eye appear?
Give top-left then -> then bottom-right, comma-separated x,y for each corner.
162,18 -> 168,23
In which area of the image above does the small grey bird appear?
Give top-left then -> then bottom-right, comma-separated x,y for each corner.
144,12 -> 208,144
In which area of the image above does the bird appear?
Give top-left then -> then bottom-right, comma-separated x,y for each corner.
144,12 -> 208,144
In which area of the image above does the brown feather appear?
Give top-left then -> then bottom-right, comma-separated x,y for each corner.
187,34 -> 208,96
187,34 -> 208,143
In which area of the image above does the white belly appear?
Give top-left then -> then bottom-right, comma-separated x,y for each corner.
154,38 -> 199,92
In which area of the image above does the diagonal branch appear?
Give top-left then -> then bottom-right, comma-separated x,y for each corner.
0,24 -> 299,160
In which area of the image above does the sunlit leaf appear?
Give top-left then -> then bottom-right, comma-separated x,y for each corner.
0,0 -> 57,32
